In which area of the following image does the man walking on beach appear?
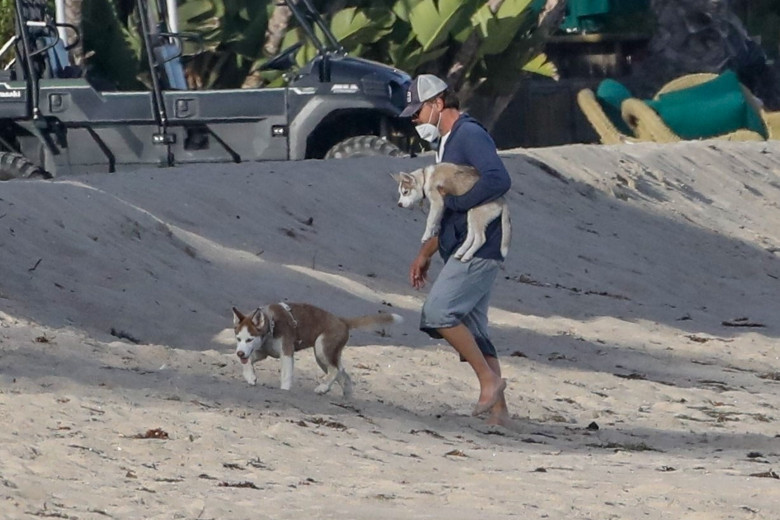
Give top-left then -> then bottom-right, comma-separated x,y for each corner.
401,74 -> 511,426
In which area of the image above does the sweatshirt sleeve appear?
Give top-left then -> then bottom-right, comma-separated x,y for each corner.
443,123 -> 511,212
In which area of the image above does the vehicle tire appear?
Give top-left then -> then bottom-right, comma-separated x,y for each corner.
324,135 -> 405,159
0,152 -> 51,180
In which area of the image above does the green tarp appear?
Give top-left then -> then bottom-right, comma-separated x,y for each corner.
561,0 -> 650,32
647,70 -> 767,139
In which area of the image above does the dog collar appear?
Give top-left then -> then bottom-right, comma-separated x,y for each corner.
260,307 -> 274,339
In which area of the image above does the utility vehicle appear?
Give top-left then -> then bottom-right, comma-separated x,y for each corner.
0,0 -> 413,179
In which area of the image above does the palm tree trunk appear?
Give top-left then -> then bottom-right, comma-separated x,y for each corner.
263,2 -> 294,57
64,0 -> 83,66
446,0 -> 505,92
477,0 -> 568,130
242,1 -> 294,88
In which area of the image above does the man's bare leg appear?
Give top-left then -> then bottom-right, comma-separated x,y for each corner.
437,324 -> 505,415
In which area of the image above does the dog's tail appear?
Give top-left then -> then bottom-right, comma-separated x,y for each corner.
500,204 -> 512,259
212,327 -> 235,346
344,313 -> 403,330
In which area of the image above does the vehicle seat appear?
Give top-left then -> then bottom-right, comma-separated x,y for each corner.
39,36 -> 82,79
152,41 -> 188,90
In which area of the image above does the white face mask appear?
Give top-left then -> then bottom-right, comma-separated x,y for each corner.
415,104 -> 441,143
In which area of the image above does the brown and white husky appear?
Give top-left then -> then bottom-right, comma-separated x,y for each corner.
232,303 -> 402,397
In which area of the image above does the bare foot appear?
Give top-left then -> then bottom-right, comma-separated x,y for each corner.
485,387 -> 510,426
472,378 -> 507,416
485,412 -> 512,427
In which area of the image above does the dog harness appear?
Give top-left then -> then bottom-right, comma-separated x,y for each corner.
277,302 -> 303,349
278,302 -> 298,328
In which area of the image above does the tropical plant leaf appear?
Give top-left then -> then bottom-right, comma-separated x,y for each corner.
330,7 -> 395,49
284,28 -> 315,67
82,0 -> 143,90
120,8 -> 144,62
177,1 -> 222,53
227,8 -> 269,58
174,0 -> 275,88
521,52 -> 557,77
450,0 -> 483,43
392,0 -> 416,23
408,0 -> 467,52
389,38 -> 449,72
472,0 -> 532,32
480,38 -> 555,95
387,33 -> 418,66
473,0 -> 535,56
178,1 -> 219,27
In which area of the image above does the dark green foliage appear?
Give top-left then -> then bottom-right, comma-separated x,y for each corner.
0,0 -> 17,67
82,0 -> 144,89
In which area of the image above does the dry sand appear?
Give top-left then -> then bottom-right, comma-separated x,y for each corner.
1,140 -> 779,519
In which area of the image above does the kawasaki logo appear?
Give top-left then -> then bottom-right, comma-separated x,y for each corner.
0,90 -> 23,98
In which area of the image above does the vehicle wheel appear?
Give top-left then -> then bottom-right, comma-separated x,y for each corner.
0,152 -> 51,180
324,135 -> 405,159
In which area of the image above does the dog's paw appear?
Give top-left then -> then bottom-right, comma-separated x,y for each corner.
421,229 -> 439,243
456,246 -> 475,262
314,383 -> 330,395
243,369 -> 257,386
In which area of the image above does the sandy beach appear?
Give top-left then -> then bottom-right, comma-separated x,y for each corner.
1,140 -> 779,519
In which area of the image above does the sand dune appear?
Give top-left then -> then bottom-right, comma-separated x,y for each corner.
1,140 -> 779,519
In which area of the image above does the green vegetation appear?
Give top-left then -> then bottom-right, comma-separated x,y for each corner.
0,0 -> 555,94
82,0 -> 145,89
0,0 -> 15,67
167,0 -> 556,93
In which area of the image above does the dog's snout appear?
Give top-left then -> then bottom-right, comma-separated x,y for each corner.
236,350 -> 246,359
397,202 -> 402,207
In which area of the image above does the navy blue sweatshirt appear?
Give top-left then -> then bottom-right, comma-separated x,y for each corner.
438,113 -> 511,262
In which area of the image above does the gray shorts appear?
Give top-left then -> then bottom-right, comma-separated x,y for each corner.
420,257 -> 501,359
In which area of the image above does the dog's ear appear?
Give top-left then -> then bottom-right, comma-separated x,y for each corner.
390,172 -> 403,183
250,308 -> 265,328
399,172 -> 415,184
232,307 -> 244,326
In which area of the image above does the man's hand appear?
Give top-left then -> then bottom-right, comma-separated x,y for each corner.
409,237 -> 438,290
409,253 -> 431,290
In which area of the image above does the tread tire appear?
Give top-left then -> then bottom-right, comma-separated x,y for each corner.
324,135 -> 405,159
0,152 -> 50,180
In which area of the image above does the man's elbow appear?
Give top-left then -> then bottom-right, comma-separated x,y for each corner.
496,175 -> 511,196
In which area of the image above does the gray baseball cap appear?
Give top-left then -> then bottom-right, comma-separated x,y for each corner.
400,74 -> 448,117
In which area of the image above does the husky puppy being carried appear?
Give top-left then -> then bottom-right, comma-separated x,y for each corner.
394,162 -> 511,262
